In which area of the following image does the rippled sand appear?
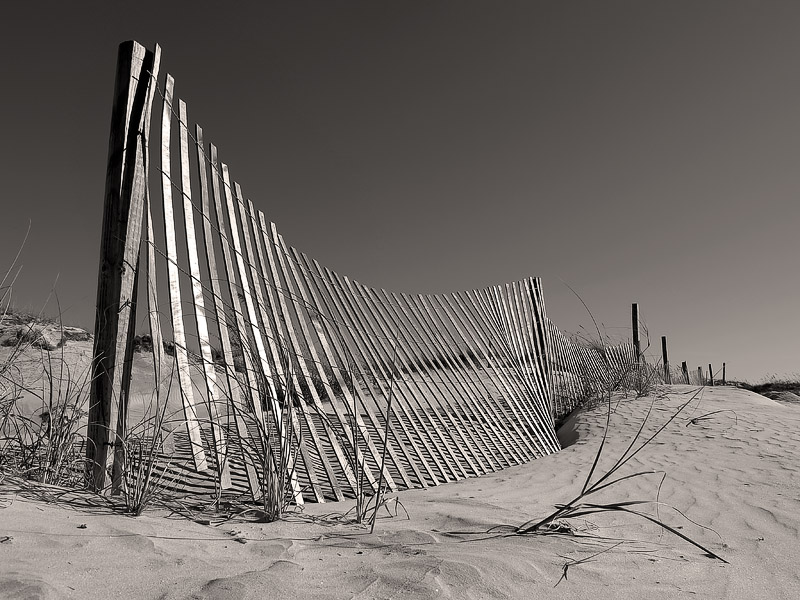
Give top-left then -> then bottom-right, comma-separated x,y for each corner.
2,385 -> 798,599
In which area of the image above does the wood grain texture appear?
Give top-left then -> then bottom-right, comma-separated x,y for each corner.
195,127 -> 258,498
276,234 -> 360,495
350,281 -> 441,486
159,76 -> 207,472
221,168 -> 303,504
259,216 -> 347,500
89,41 -> 160,492
90,43 -> 664,505
239,197 -> 323,503
178,102 -> 231,488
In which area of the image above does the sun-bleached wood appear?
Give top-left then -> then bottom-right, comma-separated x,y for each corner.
275,234 -> 360,495
95,41 -> 653,505
259,216 -> 349,500
195,127 -> 258,498
238,197 -> 325,502
221,168 -> 302,504
178,101 -> 230,487
352,282 -> 443,485
159,76 -> 207,472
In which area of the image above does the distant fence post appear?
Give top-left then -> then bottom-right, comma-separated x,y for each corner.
87,41 -> 160,493
631,303 -> 640,363
708,363 -> 714,386
697,366 -> 703,385
681,361 -> 689,384
661,336 -> 670,384
722,362 -> 726,385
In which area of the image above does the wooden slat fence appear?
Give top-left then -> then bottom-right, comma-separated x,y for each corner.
90,42 -> 715,505
89,42 -> 581,502
546,320 -> 638,421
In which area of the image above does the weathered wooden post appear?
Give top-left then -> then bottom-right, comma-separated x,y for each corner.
87,41 -> 160,492
722,362 -> 726,385
681,361 -> 689,384
708,363 -> 714,386
631,303 -> 640,362
661,336 -> 670,384
631,303 -> 641,389
697,366 -> 703,385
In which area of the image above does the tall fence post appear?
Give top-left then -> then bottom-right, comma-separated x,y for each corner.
708,363 -> 714,386
87,41 -> 160,493
631,303 -> 640,363
698,366 -> 703,385
681,361 -> 689,384
631,303 -> 641,389
661,336 -> 670,384
722,362 -> 726,385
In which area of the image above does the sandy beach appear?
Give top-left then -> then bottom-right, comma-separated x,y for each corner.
2,384 -> 798,599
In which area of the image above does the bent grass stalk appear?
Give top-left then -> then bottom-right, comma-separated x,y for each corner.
510,283 -> 728,565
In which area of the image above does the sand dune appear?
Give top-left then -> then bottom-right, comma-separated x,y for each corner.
2,385 -> 799,599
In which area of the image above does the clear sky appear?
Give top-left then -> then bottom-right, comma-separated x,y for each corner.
1,1 -> 797,383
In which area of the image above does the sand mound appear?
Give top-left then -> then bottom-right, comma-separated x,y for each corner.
1,385 -> 799,599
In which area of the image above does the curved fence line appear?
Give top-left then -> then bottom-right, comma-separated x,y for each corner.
88,41 -> 646,505
546,320 -> 638,420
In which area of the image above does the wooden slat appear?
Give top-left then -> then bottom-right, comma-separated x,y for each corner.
260,217 -> 349,500
340,278 -> 435,487
159,74 -> 207,471
324,271 -> 415,488
269,226 -> 360,497
381,289 -> 468,480
441,291 -> 535,462
194,126 -> 259,498
143,44 -> 165,400
304,260 -> 398,491
398,293 -> 488,475
472,286 -> 555,450
144,188 -> 164,392
430,292 -> 524,465
238,198 -> 325,503
221,167 -> 303,505
178,101 -> 231,488
413,293 -> 504,470
349,282 -> 444,486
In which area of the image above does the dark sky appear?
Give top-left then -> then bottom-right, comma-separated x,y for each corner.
2,1 -> 798,382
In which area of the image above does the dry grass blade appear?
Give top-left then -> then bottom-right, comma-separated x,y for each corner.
510,385 -> 726,568
685,410 -> 738,427
555,542 -> 624,587
564,502 -> 728,563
